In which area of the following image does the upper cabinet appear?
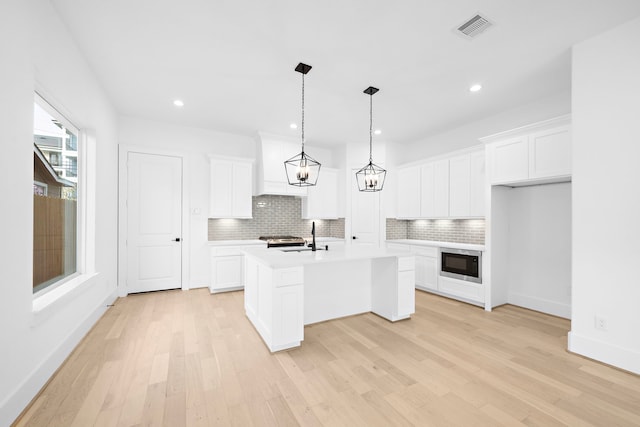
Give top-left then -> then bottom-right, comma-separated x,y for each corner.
209,157 -> 253,218
257,134 -> 307,196
483,115 -> 571,186
397,149 -> 483,219
421,160 -> 450,218
397,166 -> 421,218
302,167 -> 339,219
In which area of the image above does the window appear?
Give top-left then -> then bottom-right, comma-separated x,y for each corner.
33,95 -> 81,294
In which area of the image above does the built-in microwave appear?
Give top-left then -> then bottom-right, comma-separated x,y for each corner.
440,248 -> 482,284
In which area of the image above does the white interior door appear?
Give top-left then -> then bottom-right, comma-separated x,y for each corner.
350,169 -> 380,246
127,152 -> 182,293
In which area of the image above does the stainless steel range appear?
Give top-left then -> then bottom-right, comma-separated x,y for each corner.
259,235 -> 306,248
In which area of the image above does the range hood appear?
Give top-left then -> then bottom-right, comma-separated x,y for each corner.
255,132 -> 308,196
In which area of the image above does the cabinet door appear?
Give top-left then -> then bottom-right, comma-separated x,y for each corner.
244,256 -> 258,318
433,159 -> 450,217
211,255 -> 243,291
421,160 -> 449,218
210,160 -> 233,217
529,125 -> 571,179
262,139 -> 285,182
232,162 -> 253,217
415,254 -> 438,290
303,168 -> 338,219
397,166 -> 421,218
489,136 -> 528,184
397,270 -> 416,317
469,151 -> 485,217
449,155 -> 471,217
420,163 -> 435,217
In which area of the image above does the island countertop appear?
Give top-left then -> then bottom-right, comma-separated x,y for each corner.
242,245 -> 412,268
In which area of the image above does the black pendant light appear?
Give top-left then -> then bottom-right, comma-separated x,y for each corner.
356,86 -> 386,192
284,63 -> 321,187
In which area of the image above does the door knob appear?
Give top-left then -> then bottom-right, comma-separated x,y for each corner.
352,236 -> 357,240
174,238 -> 181,242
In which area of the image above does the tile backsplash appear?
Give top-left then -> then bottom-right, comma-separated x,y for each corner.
386,218 -> 485,244
208,195 -> 345,241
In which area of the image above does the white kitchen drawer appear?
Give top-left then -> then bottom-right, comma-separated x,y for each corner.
413,246 -> 438,257
438,276 -> 484,303
398,256 -> 415,272
211,247 -> 244,257
275,267 -> 304,287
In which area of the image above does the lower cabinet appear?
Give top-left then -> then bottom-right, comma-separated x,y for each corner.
245,255 -> 304,352
387,241 -> 485,306
210,245 -> 258,293
438,277 -> 484,304
396,257 -> 416,318
415,247 -> 438,291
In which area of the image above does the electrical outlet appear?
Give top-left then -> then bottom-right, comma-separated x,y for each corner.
595,315 -> 608,331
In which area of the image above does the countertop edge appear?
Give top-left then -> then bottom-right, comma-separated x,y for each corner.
386,239 -> 486,251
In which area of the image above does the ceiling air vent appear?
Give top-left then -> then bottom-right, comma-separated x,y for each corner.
456,14 -> 493,39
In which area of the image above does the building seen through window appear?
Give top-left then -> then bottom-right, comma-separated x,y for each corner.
33,98 -> 79,293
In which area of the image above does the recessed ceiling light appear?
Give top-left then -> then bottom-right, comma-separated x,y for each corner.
374,129 -> 382,135
173,99 -> 184,107
290,123 -> 298,129
469,84 -> 482,92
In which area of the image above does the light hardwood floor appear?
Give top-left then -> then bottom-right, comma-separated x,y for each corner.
15,289 -> 640,426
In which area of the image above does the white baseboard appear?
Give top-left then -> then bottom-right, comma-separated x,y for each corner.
568,331 -> 640,375
508,292 -> 571,319
0,290 -> 117,426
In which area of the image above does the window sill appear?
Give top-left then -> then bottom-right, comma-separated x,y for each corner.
32,272 -> 100,326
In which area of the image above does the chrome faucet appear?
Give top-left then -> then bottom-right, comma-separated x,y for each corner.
311,221 -> 317,252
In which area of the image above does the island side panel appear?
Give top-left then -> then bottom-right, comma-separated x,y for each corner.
303,259 -> 372,325
244,254 -> 304,352
371,256 -> 415,321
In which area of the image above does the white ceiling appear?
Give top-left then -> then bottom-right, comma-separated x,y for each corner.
51,0 -> 640,146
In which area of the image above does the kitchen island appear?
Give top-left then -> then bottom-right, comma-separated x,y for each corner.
242,246 -> 415,352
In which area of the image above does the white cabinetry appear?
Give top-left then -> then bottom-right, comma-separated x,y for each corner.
210,244 -> 263,293
485,116 -> 571,185
245,258 -> 304,352
397,166 -> 421,218
421,160 -> 450,218
257,136 -> 307,196
449,152 -> 485,218
469,151 -> 485,217
302,168 -> 338,219
210,247 -> 245,293
396,149 -> 483,219
209,157 -> 253,218
529,126 -> 572,179
449,156 -> 470,217
370,256 -> 416,322
415,246 -> 438,291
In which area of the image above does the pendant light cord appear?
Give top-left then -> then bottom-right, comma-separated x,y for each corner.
301,72 -> 305,152
369,93 -> 373,163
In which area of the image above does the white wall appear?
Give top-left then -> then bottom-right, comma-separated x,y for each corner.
0,1 -> 119,424
570,17 -> 640,373
506,183 -> 572,318
118,117 -> 256,289
396,91 -> 571,164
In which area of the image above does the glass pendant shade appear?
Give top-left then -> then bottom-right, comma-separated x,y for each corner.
357,86 -> 386,192
285,62 -> 321,187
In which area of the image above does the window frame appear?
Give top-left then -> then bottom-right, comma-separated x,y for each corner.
32,92 -> 94,304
